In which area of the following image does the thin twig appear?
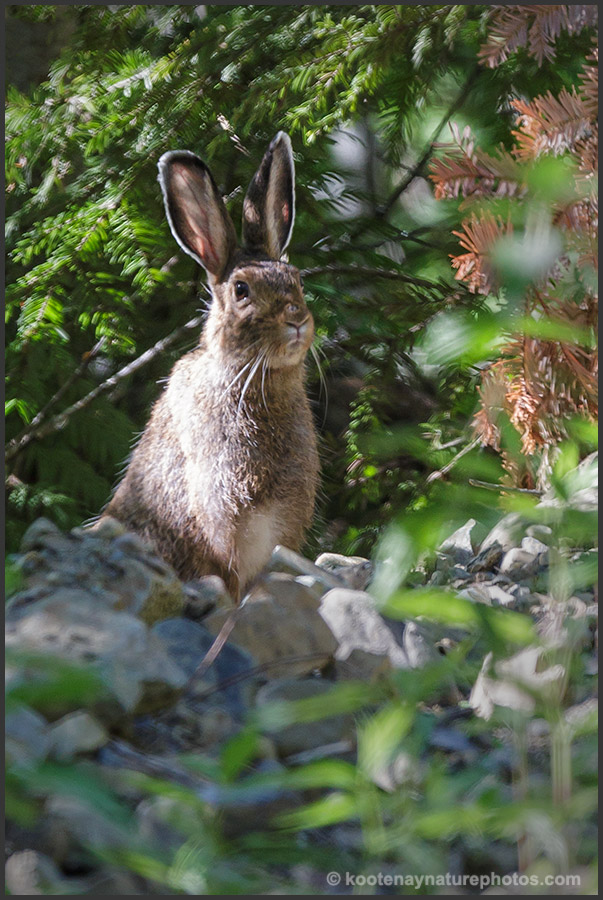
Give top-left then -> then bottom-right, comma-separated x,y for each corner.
5,313 -> 205,463
188,650 -> 334,698
426,436 -> 481,483
349,65 -> 481,242
377,66 -> 481,221
190,604 -> 245,685
468,479 -> 543,495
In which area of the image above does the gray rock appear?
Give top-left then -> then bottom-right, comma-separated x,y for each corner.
152,617 -> 255,716
481,584 -> 517,607
255,678 -> 354,756
470,648 -> 566,720
467,540 -> 504,573
268,545 -> 342,590
461,581 -> 526,609
48,711 -> 108,759
334,649 -> 393,681
435,552 -> 452,575
525,524 -> 553,545
470,652 -> 533,720
153,617 -> 223,680
293,574 -> 330,601
429,569 -> 448,586
402,621 -> 439,668
20,517 -> 62,551
521,535 -> 550,561
204,589 -> 338,679
6,593 -> 187,717
11,519 -> 185,626
499,547 -> 541,581
438,519 -> 479,565
88,515 -> 127,540
183,575 -> 232,617
133,695 -> 239,755
5,850 -> 85,896
315,553 -> 373,590
479,513 -> 525,555
253,571 -> 326,606
318,588 -> 410,669
6,706 -> 51,765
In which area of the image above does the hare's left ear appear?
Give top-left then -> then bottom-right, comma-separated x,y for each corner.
241,132 -> 295,259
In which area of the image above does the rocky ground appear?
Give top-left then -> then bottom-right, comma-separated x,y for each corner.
5,469 -> 598,895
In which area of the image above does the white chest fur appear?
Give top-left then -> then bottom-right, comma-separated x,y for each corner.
234,501 -> 282,588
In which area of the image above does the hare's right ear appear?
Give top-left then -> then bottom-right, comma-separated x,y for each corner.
158,151 -> 237,278
242,132 -> 295,259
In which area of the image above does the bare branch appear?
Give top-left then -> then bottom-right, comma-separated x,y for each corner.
468,479 -> 543,495
347,66 -> 481,246
5,313 -> 205,464
301,263 -> 441,291
426,436 -> 481,484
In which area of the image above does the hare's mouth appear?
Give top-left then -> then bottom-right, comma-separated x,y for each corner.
267,319 -> 312,368
284,318 -> 311,346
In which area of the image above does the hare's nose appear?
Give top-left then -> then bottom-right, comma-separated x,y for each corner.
285,303 -> 301,316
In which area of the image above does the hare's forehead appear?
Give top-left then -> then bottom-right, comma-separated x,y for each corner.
229,260 -> 300,290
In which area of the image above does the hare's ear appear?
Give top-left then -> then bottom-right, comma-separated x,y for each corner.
158,151 -> 237,278
242,132 -> 295,259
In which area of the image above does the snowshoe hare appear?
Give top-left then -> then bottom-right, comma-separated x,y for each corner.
103,133 -> 319,600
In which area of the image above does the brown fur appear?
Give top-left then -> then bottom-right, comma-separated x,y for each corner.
103,136 -> 319,600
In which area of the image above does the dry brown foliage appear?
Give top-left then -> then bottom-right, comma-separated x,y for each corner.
430,8 -> 598,487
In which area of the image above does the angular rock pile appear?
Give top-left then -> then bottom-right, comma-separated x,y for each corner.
5,474 -> 597,893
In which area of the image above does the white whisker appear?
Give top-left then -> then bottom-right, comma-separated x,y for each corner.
221,359 -> 252,398
310,343 -> 328,427
261,357 -> 269,412
238,351 -> 265,414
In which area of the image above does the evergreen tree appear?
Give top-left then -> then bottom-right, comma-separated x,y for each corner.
5,4 -> 597,551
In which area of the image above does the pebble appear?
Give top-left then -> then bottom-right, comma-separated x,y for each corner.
467,540 -> 504,573
5,850 -> 83,896
183,574 -> 232,617
48,711 -> 108,759
315,552 -> 373,590
521,535 -> 550,559
6,706 -> 51,765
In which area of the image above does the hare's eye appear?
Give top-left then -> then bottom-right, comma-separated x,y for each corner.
234,280 -> 249,300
